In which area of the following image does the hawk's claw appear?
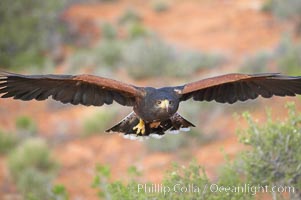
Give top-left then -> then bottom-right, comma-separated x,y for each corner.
133,119 -> 145,135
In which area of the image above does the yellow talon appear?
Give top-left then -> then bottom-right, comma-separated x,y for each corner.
133,119 -> 145,135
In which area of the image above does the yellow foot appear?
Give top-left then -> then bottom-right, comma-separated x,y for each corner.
133,119 -> 145,135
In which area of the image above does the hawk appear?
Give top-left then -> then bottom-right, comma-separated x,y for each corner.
1,71 -> 301,139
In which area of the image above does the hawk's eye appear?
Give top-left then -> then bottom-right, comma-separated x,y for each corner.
169,101 -> 173,105
156,100 -> 162,105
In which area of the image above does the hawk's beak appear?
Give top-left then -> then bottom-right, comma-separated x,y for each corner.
160,99 -> 169,111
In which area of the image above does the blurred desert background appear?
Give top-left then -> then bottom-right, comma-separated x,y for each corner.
1,0 -> 301,199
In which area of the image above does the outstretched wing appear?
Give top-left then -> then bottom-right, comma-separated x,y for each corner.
0,71 -> 144,106
178,73 -> 301,104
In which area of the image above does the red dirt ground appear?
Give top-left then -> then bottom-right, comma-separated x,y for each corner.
0,0 -> 297,199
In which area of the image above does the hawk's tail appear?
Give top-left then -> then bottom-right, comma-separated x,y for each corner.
106,112 -> 195,140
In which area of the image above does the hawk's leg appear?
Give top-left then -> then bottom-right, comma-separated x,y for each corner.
133,118 -> 145,135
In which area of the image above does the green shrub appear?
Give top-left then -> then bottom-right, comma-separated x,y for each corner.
15,115 -> 37,139
261,0 -> 273,12
67,48 -> 99,71
0,130 -> 17,154
263,0 -> 301,19
17,168 -> 54,200
93,161 -> 254,200
68,24 -> 224,78
101,22 -> 118,40
237,102 -> 301,198
16,170 -> 70,200
8,138 -> 57,180
160,162 -> 211,200
240,50 -> 273,73
83,110 -> 116,136
16,115 -> 37,132
51,184 -> 70,200
152,1 -> 170,13
275,35 -> 301,75
0,0 -> 66,69
122,36 -> 224,79
118,8 -> 142,26
8,138 -> 58,200
126,22 -> 150,39
96,39 -> 123,68
262,0 -> 301,33
67,39 -> 123,71
168,50 -> 225,77
240,35 -> 301,75
122,37 -> 173,79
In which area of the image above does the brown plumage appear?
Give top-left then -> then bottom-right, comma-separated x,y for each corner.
1,71 -> 301,139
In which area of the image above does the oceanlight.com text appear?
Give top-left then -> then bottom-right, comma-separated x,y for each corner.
137,183 -> 295,196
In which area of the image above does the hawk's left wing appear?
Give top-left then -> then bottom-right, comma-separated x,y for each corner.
177,73 -> 301,104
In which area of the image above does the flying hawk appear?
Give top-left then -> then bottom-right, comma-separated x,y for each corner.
1,71 -> 301,139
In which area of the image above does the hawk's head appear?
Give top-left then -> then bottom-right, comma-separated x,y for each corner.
136,87 -> 180,121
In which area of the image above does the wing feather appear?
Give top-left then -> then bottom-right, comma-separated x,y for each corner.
0,71 -> 143,107
179,73 -> 301,104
